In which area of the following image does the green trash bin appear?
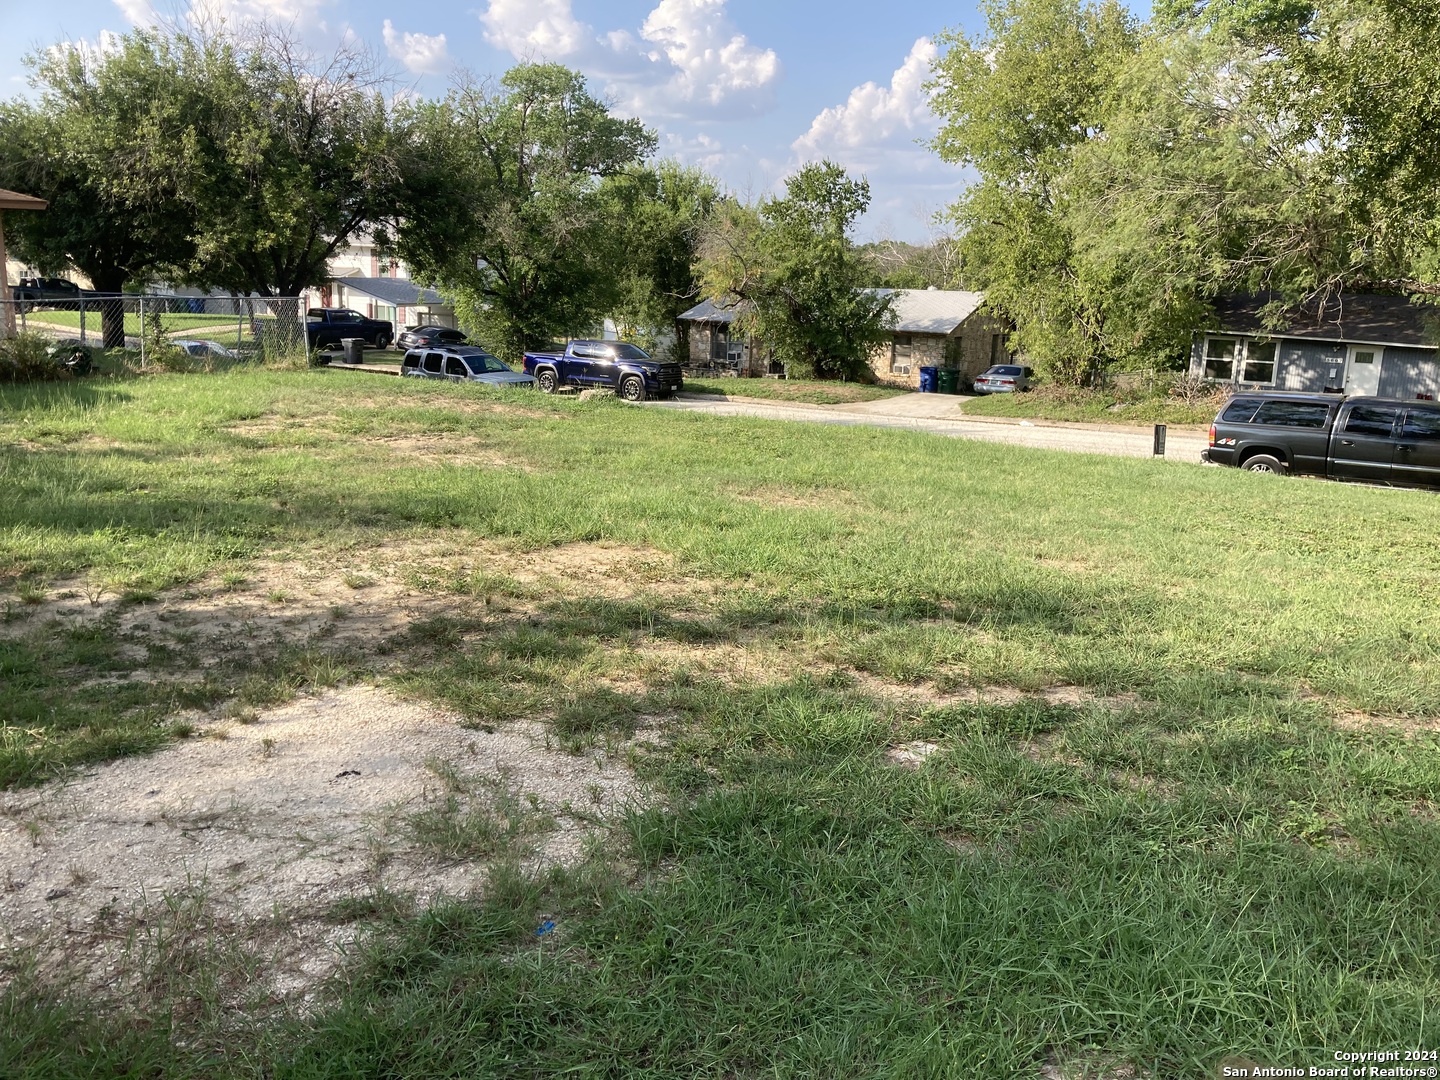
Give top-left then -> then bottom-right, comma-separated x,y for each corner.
937,368 -> 960,395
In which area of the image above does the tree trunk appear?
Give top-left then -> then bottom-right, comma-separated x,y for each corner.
90,272 -> 128,350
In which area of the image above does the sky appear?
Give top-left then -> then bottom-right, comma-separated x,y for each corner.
0,0 -> 1024,242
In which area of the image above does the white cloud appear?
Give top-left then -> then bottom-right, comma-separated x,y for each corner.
112,0 -> 160,26
185,0 -> 334,33
475,0 -> 781,119
382,20 -> 450,75
792,37 -> 938,162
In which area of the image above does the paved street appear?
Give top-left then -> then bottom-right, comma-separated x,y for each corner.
650,392 -> 1210,463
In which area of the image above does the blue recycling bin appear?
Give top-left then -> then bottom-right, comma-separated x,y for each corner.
918,365 -> 938,393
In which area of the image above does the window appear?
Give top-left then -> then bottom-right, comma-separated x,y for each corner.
1204,338 -> 1237,380
991,365 -> 1024,377
1251,400 -> 1331,428
332,309 -> 363,323
422,353 -> 443,374
892,334 -> 914,374
401,352 -> 420,371
710,327 -> 729,361
465,354 -> 510,374
612,343 -> 651,360
1401,409 -> 1440,440
1220,398 -> 1262,423
1242,341 -> 1277,383
445,357 -> 467,377
1343,404 -> 1399,438
571,343 -> 603,360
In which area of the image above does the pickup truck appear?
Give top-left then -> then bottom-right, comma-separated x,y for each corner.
521,340 -> 683,401
305,308 -> 393,350
11,277 -> 113,309
1204,392 -> 1440,488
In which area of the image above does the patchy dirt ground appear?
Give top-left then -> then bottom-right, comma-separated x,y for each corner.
0,684 -> 655,1000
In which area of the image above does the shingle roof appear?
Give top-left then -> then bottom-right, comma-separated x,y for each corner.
0,188 -> 47,211
870,288 -> 987,334
678,289 -> 987,335
1214,293 -> 1440,348
336,277 -> 446,307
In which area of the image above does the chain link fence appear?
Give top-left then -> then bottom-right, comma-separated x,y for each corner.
0,294 -> 306,364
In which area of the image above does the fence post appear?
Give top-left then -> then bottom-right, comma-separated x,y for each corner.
139,296 -> 145,368
79,294 -> 86,347
238,300 -> 244,354
1153,423 -> 1167,457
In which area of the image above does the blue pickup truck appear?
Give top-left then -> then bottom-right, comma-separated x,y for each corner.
305,308 -> 394,350
521,340 -> 683,401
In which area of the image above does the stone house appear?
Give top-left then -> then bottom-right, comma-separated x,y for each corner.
674,298 -> 773,376
866,288 -> 1010,389
1192,293 -> 1440,399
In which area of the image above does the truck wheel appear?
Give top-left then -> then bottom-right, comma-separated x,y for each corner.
619,375 -> 645,402
374,333 -> 391,350
536,368 -> 559,394
1243,454 -> 1286,474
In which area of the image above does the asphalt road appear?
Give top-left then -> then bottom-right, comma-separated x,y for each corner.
649,392 -> 1210,464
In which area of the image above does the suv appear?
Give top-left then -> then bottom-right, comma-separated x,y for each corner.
400,345 -> 536,388
1204,391 -> 1440,488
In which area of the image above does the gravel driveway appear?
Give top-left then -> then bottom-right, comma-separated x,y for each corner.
650,393 -> 1209,463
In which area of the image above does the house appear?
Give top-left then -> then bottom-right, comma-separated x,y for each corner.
865,288 -> 1009,389
676,288 -> 1010,384
304,235 -> 457,329
1192,294 -> 1440,399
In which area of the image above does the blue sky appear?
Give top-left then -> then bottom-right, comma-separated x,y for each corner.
0,1 -> 1110,242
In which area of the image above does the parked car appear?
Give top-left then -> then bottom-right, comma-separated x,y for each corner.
971,364 -> 1033,394
10,277 -> 116,310
173,338 -> 238,361
398,325 -> 468,350
400,345 -> 536,388
521,340 -> 683,400
304,308 -> 393,350
1203,391 -> 1440,488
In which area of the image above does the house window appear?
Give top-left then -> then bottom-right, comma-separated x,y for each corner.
990,334 -> 1008,364
892,334 -> 914,374
1203,337 -> 1278,385
1203,337 -> 1237,380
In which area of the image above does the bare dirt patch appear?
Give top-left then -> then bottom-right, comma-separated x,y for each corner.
0,685 -> 654,999
854,671 -> 1138,713
1330,709 -> 1440,737
728,483 -> 862,512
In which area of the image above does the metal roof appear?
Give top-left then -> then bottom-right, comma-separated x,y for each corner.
1214,293 -> 1440,349
678,289 -> 987,335
336,276 -> 446,307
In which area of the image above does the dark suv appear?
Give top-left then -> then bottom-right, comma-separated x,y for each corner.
1204,391 -> 1440,488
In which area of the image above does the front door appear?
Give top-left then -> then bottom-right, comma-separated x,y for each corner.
1345,346 -> 1383,396
1330,402 -> 1400,482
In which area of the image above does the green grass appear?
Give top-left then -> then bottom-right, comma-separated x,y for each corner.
684,376 -> 908,404
963,384 -> 1225,425
1,369 -> 1439,1076
16,310 -> 267,337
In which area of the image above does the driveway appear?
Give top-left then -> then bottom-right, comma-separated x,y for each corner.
651,392 -> 1209,463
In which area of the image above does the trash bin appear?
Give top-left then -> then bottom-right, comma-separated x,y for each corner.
342,337 -> 364,365
937,368 -> 959,395
918,365 -> 938,393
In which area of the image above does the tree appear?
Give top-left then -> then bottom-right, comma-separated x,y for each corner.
698,162 -> 894,380
391,65 -> 656,361
0,33 -> 203,347
857,236 -> 966,290
930,0 -> 1142,384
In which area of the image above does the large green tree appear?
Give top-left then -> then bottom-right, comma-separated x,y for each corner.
0,33 -> 202,346
698,162 -> 894,380
391,65 -> 656,360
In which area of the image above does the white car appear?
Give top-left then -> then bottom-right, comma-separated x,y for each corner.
173,339 -> 238,361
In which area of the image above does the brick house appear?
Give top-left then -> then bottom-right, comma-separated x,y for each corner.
866,288 -> 1011,389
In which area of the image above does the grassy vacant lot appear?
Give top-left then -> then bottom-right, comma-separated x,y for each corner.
17,310 -> 261,337
963,384 -> 1225,426
684,375 -> 908,405
2,370 -> 1438,1076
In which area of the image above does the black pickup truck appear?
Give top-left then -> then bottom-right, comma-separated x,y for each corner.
1204,392 -> 1440,488
305,308 -> 393,350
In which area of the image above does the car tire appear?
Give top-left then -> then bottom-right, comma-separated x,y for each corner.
536,368 -> 559,394
1243,454 -> 1286,474
374,333 -> 391,349
619,375 -> 645,402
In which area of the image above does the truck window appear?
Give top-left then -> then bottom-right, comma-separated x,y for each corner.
422,353 -> 443,374
1220,399 -> 1261,423
1401,409 -> 1440,440
1251,401 -> 1330,428
445,357 -> 467,377
1343,405 -> 1400,438
401,352 -> 420,371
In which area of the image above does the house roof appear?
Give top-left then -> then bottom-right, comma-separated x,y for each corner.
677,297 -> 749,324
678,289 -> 987,335
1214,293 -> 1440,349
336,276 -> 446,307
0,188 -> 47,211
870,288 -> 987,334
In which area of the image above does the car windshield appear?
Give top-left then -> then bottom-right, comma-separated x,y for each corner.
611,343 -> 651,360
465,355 -> 511,374
988,365 -> 1024,376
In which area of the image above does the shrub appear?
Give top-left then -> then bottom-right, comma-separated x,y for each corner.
0,333 -> 71,383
